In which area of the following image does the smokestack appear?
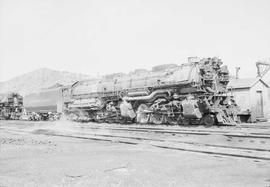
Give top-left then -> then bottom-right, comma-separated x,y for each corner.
235,67 -> 240,79
188,57 -> 199,63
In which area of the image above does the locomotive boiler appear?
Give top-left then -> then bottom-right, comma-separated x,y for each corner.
63,57 -> 239,126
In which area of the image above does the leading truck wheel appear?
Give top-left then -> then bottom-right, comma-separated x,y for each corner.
203,114 -> 215,127
136,104 -> 150,124
151,113 -> 164,125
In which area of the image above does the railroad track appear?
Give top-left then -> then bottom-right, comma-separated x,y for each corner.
2,126 -> 270,162
73,123 -> 270,139
1,120 -> 270,131
239,124 -> 270,129
2,120 -> 270,139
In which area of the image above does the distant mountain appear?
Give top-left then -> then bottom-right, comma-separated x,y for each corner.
0,68 -> 90,95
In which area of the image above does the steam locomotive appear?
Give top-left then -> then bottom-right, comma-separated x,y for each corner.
0,93 -> 23,120
61,57 -> 239,126
2,57 -> 239,126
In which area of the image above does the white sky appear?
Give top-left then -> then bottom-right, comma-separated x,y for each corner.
0,0 -> 270,81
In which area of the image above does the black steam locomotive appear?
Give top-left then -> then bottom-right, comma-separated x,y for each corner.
61,57 -> 238,126
7,57 -> 239,126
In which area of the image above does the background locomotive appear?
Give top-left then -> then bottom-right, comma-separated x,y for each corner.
0,93 -> 23,120
62,57 -> 239,126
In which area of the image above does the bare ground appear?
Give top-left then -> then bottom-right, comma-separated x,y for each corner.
1,121 -> 270,187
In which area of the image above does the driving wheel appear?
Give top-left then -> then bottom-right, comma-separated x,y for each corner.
136,104 -> 150,124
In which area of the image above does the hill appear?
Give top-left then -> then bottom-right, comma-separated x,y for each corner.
0,68 -> 90,95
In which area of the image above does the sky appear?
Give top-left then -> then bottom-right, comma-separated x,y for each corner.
0,0 -> 270,82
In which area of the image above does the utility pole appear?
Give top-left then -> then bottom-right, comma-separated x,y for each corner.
256,60 -> 270,78
235,67 -> 240,79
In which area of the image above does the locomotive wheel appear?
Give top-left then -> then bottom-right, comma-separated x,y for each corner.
136,104 -> 150,124
151,113 -> 164,125
167,114 -> 180,125
182,119 -> 191,126
203,114 -> 215,127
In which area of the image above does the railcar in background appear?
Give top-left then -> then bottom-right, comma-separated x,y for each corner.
23,84 -> 63,120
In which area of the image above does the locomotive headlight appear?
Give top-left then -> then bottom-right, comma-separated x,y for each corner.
173,93 -> 180,99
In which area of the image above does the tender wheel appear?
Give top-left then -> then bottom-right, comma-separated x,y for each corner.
136,104 -> 150,124
203,114 -> 215,127
151,113 -> 164,125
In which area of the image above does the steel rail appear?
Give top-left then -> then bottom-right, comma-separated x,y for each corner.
2,127 -> 270,161
74,124 -> 270,139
